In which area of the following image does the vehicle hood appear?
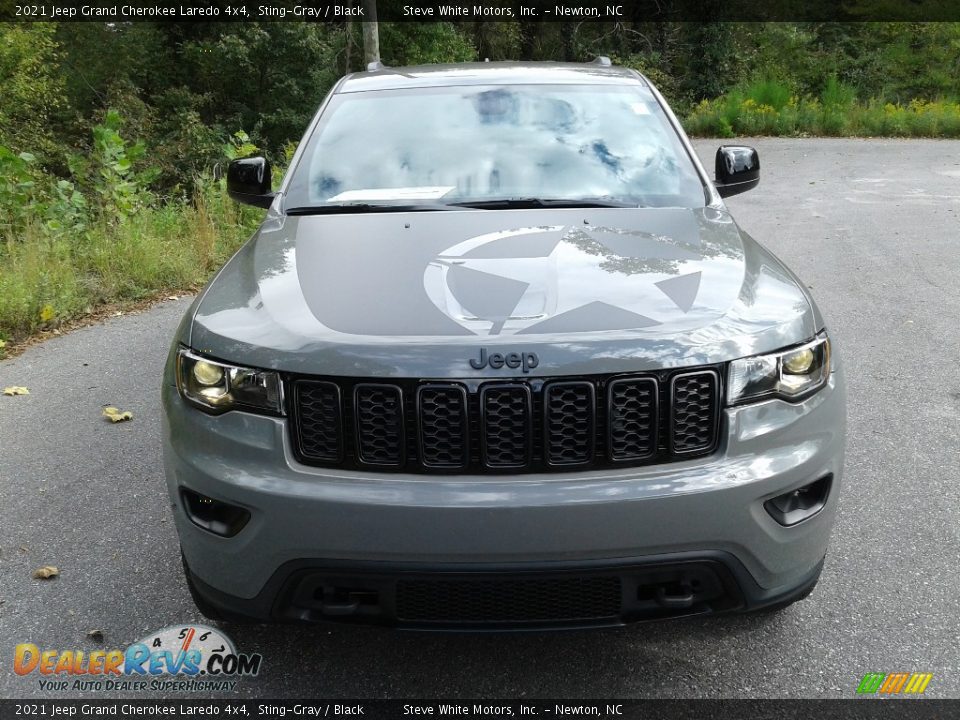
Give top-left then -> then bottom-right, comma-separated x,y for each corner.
188,207 -> 821,377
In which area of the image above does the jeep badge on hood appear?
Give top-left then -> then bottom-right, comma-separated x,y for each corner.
469,348 -> 540,373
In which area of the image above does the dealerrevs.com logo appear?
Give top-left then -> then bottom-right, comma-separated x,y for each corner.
14,624 -> 262,692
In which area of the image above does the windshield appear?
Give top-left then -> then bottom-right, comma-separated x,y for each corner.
284,84 -> 706,210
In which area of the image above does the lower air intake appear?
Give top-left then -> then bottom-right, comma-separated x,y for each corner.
396,576 -> 622,624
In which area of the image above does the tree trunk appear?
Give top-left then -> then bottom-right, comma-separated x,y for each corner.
361,0 -> 380,66
345,20 -> 353,74
518,20 -> 538,60
561,22 -> 575,62
473,20 -> 490,61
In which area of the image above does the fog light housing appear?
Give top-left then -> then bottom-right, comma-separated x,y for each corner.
764,474 -> 832,527
180,488 -> 251,538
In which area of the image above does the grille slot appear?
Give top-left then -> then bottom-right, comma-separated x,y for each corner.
481,384 -> 532,468
417,385 -> 469,469
607,378 -> 658,461
544,381 -> 595,465
293,380 -> 342,462
396,575 -> 622,624
354,384 -> 405,466
670,371 -> 720,453
290,368 -> 721,473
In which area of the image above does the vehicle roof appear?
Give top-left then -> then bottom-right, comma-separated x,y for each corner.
336,61 -> 647,94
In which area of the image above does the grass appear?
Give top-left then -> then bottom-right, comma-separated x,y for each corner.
0,181 -> 261,354
684,78 -> 960,138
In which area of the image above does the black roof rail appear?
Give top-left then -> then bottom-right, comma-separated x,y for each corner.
591,56 -> 612,67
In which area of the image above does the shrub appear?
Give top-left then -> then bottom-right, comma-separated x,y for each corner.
683,78 -> 960,138
0,109 -> 262,342
744,77 -> 793,112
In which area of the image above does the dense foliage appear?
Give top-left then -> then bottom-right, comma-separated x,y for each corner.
6,21 -> 960,181
1,19 -> 960,348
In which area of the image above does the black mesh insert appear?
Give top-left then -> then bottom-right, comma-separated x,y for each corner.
354,384 -> 404,465
544,381 -> 595,465
671,371 -> 719,453
396,575 -> 622,624
608,378 -> 658,461
481,385 -> 531,468
418,385 -> 468,469
293,380 -> 342,462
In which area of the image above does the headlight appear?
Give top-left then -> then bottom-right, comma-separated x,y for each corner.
176,348 -> 283,415
727,333 -> 831,405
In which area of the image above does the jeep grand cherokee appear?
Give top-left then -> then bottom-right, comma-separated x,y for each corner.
161,59 -> 845,630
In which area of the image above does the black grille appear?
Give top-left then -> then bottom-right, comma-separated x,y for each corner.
418,385 -> 469,469
544,382 -> 595,465
608,378 -> 658,461
289,367 -> 721,474
481,385 -> 532,467
671,371 -> 720,453
354,384 -> 404,466
293,381 -> 342,462
396,575 -> 622,624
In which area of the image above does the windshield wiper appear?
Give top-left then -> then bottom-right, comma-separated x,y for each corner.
286,202 -> 456,215
287,198 -> 640,214
447,197 -> 639,210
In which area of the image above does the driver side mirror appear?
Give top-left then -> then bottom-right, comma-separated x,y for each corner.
715,146 -> 760,198
227,157 -> 275,208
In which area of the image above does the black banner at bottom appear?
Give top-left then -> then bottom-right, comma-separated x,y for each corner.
0,700 -> 956,720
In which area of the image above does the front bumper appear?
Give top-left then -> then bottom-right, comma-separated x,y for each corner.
182,551 -> 826,630
162,369 -> 845,628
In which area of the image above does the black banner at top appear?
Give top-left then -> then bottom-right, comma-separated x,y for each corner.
0,700 -> 958,720
4,0 -> 960,22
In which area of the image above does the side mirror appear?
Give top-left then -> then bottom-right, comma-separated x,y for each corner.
714,146 -> 759,198
226,157 -> 275,208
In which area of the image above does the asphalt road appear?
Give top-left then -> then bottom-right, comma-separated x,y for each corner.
2,139 -> 959,700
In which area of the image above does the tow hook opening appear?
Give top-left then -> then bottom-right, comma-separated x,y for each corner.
765,473 -> 833,527
635,570 -> 729,616
313,586 -> 381,616
655,583 -> 696,609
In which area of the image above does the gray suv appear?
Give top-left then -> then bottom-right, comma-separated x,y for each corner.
162,60 -> 845,630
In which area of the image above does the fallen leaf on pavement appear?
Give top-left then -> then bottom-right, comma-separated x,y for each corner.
3,386 -> 30,396
102,407 -> 133,423
32,566 -> 59,580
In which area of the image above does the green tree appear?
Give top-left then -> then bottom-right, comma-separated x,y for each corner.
0,23 -> 66,163
680,19 -> 737,102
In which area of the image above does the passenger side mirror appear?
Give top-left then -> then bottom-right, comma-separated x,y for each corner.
714,146 -> 760,198
227,157 -> 275,209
